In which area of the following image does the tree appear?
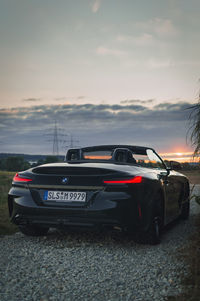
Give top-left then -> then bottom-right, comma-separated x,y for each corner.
30,156 -> 62,167
44,156 -> 60,164
0,158 -> 6,170
5,157 -> 31,171
189,99 -> 200,157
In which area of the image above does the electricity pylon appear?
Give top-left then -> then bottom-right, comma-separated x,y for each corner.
44,121 -> 67,156
64,133 -> 80,149
52,121 -> 59,156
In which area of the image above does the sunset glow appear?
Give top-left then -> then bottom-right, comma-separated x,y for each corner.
160,152 -> 199,163
175,153 -> 183,156
84,152 -> 200,163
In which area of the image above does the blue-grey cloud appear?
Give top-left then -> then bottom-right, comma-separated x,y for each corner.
0,101 -> 194,155
23,98 -> 41,102
120,99 -> 155,105
77,96 -> 86,100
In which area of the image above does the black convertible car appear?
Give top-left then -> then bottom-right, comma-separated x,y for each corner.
8,145 -> 190,244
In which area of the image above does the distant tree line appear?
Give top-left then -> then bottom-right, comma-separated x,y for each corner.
164,160 -> 199,170
180,162 -> 200,170
0,155 -> 199,172
0,156 -> 62,171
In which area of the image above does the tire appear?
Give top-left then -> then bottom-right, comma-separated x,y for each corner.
180,200 -> 190,220
19,225 -> 49,236
142,215 -> 162,245
134,195 -> 164,245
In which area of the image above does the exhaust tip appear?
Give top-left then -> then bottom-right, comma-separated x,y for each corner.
12,214 -> 28,225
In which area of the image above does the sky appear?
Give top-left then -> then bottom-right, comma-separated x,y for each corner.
0,0 -> 200,160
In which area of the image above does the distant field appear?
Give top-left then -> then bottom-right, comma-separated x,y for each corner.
0,171 -> 17,235
180,170 -> 200,185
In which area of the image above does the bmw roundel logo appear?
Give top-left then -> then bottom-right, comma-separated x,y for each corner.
61,177 -> 68,184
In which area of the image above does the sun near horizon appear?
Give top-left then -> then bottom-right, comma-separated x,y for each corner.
160,150 -> 199,163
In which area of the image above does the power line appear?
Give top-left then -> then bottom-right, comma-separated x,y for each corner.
63,133 -> 80,149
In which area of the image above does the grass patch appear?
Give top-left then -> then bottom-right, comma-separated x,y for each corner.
0,171 -> 18,235
180,170 -> 200,185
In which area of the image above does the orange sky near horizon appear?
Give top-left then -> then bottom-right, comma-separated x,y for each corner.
85,152 -> 199,163
160,152 -> 199,163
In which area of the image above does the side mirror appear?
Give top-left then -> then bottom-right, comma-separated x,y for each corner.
169,161 -> 182,171
166,167 -> 171,175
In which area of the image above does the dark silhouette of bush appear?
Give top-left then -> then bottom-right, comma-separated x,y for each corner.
0,157 -> 30,171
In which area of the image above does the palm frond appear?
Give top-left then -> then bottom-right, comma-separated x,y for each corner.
188,100 -> 200,157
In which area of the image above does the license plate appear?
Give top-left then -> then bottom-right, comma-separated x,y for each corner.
43,191 -> 86,202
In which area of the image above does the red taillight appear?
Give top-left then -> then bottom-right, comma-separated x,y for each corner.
13,173 -> 32,182
103,176 -> 142,184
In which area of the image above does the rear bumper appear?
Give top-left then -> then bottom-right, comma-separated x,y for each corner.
8,185 -> 148,231
12,213 -> 120,230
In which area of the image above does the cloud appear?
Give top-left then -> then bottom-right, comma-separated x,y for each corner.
54,97 -> 67,101
136,18 -> 178,37
0,101 -> 194,154
121,99 -> 155,105
117,33 -> 154,46
152,18 -> 178,36
77,96 -> 86,100
23,98 -> 41,102
91,0 -> 101,13
154,102 -> 190,111
147,58 -> 172,69
54,96 -> 86,102
0,102 -> 192,125
96,46 -> 126,57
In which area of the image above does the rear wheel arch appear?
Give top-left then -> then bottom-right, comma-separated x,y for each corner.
155,189 -> 165,221
139,184 -> 165,227
146,186 -> 165,222
134,191 -> 165,245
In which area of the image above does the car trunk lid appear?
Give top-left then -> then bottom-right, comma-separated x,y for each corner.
28,163 -> 129,208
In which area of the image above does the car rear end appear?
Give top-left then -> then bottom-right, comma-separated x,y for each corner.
8,163 -> 145,232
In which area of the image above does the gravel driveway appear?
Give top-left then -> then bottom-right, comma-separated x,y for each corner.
1,185 -> 200,301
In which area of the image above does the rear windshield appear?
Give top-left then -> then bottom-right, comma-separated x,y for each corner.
82,148 -> 165,169
83,150 -> 112,160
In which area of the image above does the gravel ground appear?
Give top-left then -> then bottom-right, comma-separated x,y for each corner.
0,185 -> 200,301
